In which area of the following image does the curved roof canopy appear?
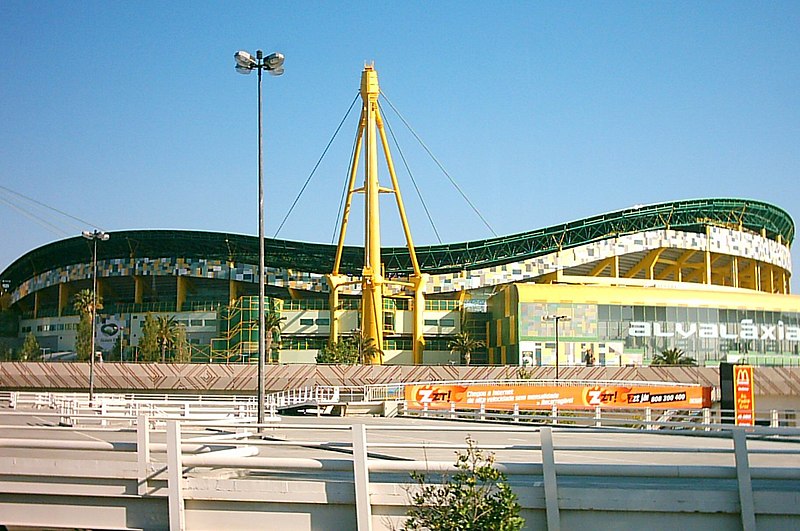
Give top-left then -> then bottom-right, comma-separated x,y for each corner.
1,198 -> 793,290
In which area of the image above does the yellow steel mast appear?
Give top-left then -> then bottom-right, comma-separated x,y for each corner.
326,64 -> 427,365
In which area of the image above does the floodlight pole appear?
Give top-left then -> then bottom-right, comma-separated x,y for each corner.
83,230 -> 109,403
235,49 -> 284,426
256,51 -> 266,427
544,314 -> 571,381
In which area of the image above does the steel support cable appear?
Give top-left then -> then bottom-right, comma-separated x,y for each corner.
379,103 -> 443,245
0,184 -> 103,234
332,118 -> 362,245
380,93 -> 497,237
274,93 -> 360,238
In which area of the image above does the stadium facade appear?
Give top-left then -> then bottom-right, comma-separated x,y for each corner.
1,198 -> 798,367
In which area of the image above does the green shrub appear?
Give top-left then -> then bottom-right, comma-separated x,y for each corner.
403,436 -> 524,530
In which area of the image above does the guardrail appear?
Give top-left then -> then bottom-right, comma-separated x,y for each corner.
400,401 -> 799,429
0,391 -> 269,427
265,385 -> 341,408
0,413 -> 798,530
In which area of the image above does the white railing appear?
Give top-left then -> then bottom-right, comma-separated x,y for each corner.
265,385 -> 341,408
2,391 -> 268,427
0,415 -> 798,530
4,385 -> 796,432
400,401 -> 799,430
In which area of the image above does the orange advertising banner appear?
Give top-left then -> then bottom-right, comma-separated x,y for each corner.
734,365 -> 755,426
405,383 -> 712,410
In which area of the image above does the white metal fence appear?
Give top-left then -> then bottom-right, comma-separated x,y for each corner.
0,412 -> 798,530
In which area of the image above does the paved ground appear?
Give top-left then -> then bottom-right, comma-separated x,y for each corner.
2,406 -> 799,471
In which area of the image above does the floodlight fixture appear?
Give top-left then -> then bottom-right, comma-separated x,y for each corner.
234,50 -> 256,69
233,47 -> 284,428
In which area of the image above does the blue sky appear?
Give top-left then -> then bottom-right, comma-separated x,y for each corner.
1,2 -> 799,290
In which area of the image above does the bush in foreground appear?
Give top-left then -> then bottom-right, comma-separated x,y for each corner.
403,436 -> 524,531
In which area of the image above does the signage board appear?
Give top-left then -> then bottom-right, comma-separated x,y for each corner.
405,383 -> 712,410
734,365 -> 755,426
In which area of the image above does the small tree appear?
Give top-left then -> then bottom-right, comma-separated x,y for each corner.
18,332 -> 40,361
449,331 -> 485,366
404,436 -> 524,530
173,324 -> 191,363
138,314 -> 161,362
316,337 -> 360,364
75,314 -> 92,361
651,347 -> 697,366
73,289 -> 102,361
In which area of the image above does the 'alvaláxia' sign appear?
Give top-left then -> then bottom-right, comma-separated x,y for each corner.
628,319 -> 800,341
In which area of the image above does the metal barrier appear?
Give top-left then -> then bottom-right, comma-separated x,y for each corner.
2,391 -> 268,427
265,385 -> 342,409
400,401 -> 799,430
0,413 -> 798,530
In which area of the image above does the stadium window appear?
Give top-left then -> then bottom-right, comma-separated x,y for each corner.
621,306 -> 633,321
439,319 -> 455,327
299,318 -> 314,326
424,319 -> 438,326
315,318 -> 330,326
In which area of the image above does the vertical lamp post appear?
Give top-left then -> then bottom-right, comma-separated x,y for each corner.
544,314 -> 571,380
83,229 -> 109,402
234,49 -> 284,426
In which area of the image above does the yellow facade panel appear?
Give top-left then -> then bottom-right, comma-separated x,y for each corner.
514,283 -> 800,312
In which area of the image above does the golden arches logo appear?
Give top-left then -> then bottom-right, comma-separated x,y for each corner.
736,367 -> 752,387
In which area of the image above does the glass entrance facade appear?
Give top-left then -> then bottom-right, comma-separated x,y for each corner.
488,284 -> 800,367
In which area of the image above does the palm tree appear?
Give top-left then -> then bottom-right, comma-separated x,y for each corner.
263,312 -> 284,363
155,315 -> 177,363
449,331 -> 485,366
72,288 -> 102,316
651,347 -> 697,366
350,332 -> 382,364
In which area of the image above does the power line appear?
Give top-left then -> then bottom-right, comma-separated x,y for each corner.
0,184 -> 104,234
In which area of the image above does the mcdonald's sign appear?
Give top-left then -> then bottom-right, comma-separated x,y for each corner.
734,365 -> 755,426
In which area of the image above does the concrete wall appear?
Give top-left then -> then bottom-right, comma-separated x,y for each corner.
1,363 -> 798,406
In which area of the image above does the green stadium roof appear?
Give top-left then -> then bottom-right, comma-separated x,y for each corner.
1,198 -> 793,290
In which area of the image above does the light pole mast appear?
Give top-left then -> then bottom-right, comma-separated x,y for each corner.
82,229 -> 109,403
234,49 -> 284,425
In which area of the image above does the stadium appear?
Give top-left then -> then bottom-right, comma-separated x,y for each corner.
1,197 -> 798,368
